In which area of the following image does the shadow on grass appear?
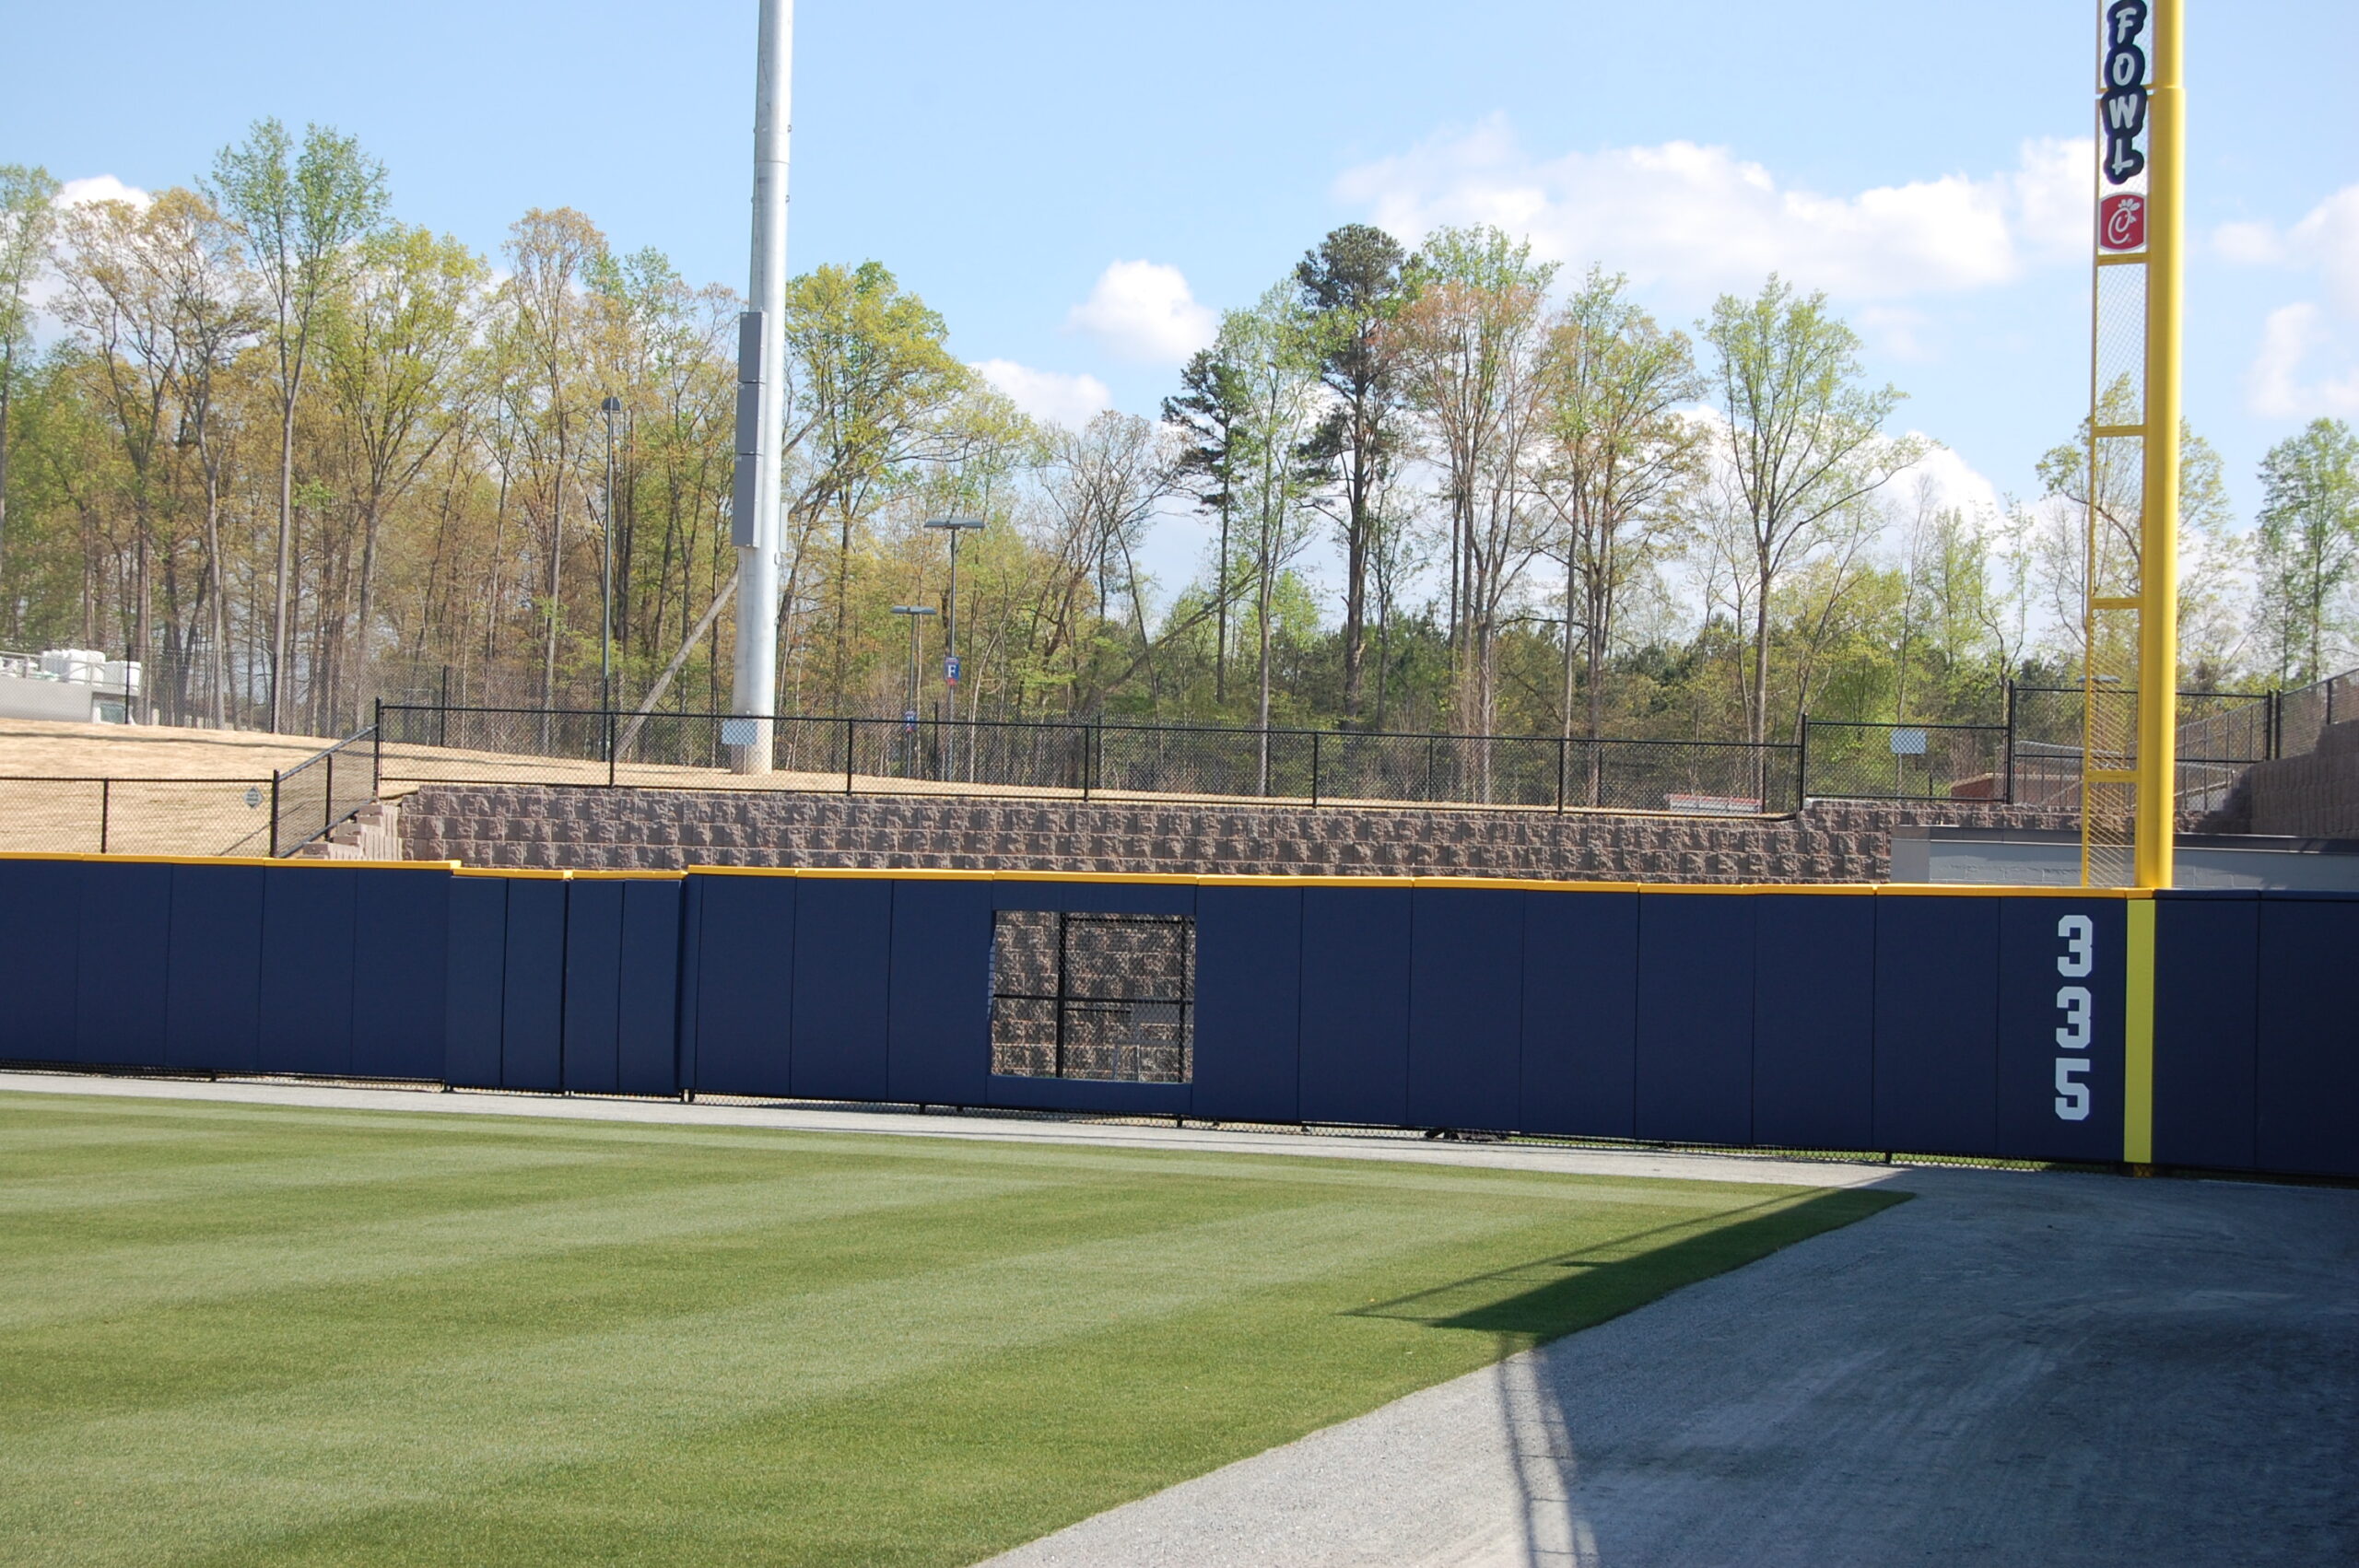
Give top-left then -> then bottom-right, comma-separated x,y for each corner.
1347,1186 -> 1908,1350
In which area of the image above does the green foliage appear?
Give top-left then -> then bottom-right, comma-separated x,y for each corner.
2253,417 -> 2359,684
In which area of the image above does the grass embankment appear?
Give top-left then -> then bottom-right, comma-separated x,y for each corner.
0,1095 -> 1902,1566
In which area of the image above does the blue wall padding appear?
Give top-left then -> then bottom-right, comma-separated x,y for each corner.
1519,889 -> 1638,1138
675,877 -> 705,1088
7,855 -> 2353,1183
689,873 -> 795,1097
886,879 -> 992,1106
75,860 -> 173,1068
1298,885 -> 1412,1126
1873,895 -> 2000,1154
791,877 -> 894,1102
561,879 -> 624,1094
164,864 -> 264,1075
1191,885 -> 1301,1124
443,877 -> 507,1089
499,878 -> 567,1092
1751,894 -> 1875,1151
1635,894 -> 1755,1145
1408,887 -> 1524,1132
351,871 -> 448,1081
988,1074 -> 1190,1115
617,880 -> 682,1096
2153,893 -> 2258,1170
1995,897 -> 2125,1163
0,860 -> 80,1062
258,867 -> 356,1077
2254,894 -> 2359,1178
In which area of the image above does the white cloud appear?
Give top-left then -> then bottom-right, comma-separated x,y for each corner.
1894,439 -> 2007,523
55,174 -> 152,210
2213,221 -> 2283,267
1857,305 -> 1936,363
971,359 -> 1114,429
1332,116 -> 2092,302
1063,260 -> 1215,364
2247,304 -> 2359,420
2218,185 -> 2359,418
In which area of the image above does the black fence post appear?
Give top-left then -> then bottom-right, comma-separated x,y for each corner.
372,698 -> 384,796
1795,717 -> 1811,811
606,705 -> 617,789
268,770 -> 280,858
1555,734 -> 1567,814
324,750 -> 335,843
99,778 -> 110,855
2003,683 -> 2017,803
844,718 -> 856,796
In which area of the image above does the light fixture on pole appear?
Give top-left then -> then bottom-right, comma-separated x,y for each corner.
600,395 -> 623,732
923,516 -> 986,771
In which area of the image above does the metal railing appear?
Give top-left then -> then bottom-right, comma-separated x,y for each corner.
269,726 -> 380,857
375,702 -> 1809,815
367,670 -> 2355,821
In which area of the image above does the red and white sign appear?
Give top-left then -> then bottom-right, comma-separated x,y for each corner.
2099,193 -> 2146,252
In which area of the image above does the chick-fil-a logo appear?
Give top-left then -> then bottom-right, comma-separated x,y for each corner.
2099,193 -> 2146,252
2101,1 -> 2150,185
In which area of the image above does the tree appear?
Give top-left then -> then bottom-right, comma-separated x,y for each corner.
1162,345 -> 1249,703
1700,275 -> 1912,748
0,164 -> 60,601
2252,419 -> 2359,685
55,192 -> 193,680
1040,411 -> 1174,708
2033,392 -> 2245,684
1222,285 -> 1326,783
318,224 -> 485,725
491,208 -> 604,721
210,118 -> 388,731
775,262 -> 968,711
152,192 -> 263,724
1297,223 -> 1409,722
1391,224 -> 1556,739
1531,268 -> 1703,748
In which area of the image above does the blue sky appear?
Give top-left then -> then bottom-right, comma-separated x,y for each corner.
7,0 -> 2356,599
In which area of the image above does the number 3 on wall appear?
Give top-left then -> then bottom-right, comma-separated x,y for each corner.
2054,916 -> 2095,1121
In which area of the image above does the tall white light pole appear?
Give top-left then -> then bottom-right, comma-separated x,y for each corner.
728,0 -> 792,772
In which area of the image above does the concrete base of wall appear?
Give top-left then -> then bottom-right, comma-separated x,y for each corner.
293,799 -> 404,861
399,786 -> 2079,883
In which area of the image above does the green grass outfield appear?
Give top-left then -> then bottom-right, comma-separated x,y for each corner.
0,1094 -> 1903,1567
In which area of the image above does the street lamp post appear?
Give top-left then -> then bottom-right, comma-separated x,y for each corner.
923,516 -> 986,775
889,604 -> 936,778
600,394 -> 623,748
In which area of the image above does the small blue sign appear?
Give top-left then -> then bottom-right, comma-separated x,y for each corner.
945,655 -> 961,685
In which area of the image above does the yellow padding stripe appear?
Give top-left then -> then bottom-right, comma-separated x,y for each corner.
2124,899 -> 2156,1164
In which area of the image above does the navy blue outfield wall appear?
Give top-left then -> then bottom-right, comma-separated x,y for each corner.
0,855 -> 2352,1181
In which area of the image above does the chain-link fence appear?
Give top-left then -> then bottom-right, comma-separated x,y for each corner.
379,703 -> 1807,814
990,910 -> 1194,1083
269,728 -> 380,857
1801,720 -> 2009,802
0,777 -> 276,857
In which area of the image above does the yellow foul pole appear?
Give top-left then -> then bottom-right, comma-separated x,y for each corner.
2134,0 -> 2182,891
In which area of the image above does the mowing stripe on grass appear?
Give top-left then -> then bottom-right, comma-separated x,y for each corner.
0,1094 -> 1903,1568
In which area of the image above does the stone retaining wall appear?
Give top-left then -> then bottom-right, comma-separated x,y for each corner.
400,784 -> 2081,883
